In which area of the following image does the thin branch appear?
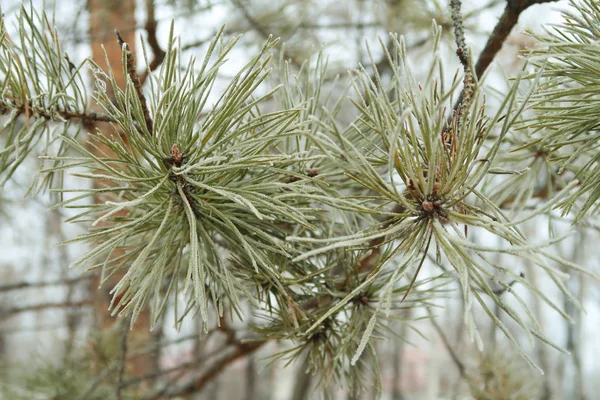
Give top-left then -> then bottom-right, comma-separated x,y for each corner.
499,172 -> 562,208
301,21 -> 380,30
139,0 -> 166,86
450,0 -> 475,119
451,0 -> 560,111
166,341 -> 267,398
356,203 -> 405,274
444,0 -> 476,138
116,30 -> 154,135
74,333 -> 210,400
474,0 -> 560,79
229,0 -> 302,68
123,355 -> 204,389
76,359 -> 120,400
230,0 -> 271,42
0,102 -> 116,124
0,300 -> 92,317
450,0 -> 470,68
181,36 -> 213,51
131,333 -> 208,359
427,308 -> 467,378
0,275 -> 91,292
140,332 -> 265,399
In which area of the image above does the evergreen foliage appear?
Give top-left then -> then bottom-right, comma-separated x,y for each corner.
523,0 -> 600,222
1,0 -> 599,397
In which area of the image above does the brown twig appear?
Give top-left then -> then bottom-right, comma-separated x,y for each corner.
74,333 -> 208,400
139,0 -> 166,86
115,30 -> 154,135
451,0 -> 470,71
166,341 -> 267,398
452,0 -> 560,110
127,332 -> 224,395
140,338 -> 234,400
447,0 -> 558,130
125,356 -> 204,390
0,101 -> 116,125
475,0 -> 560,79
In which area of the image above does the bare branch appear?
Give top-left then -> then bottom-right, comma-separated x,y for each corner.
166,341 -> 266,398
0,275 -> 92,292
474,0 -> 560,79
450,0 -> 560,125
0,300 -> 92,317
427,308 -> 466,378
139,0 -> 166,86
229,0 -> 302,68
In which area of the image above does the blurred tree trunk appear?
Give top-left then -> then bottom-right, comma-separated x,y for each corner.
87,0 -> 154,380
529,262 -> 552,400
245,355 -> 256,400
207,379 -> 221,400
564,230 -> 587,400
291,357 -> 312,400
245,311 -> 257,400
392,320 -> 407,400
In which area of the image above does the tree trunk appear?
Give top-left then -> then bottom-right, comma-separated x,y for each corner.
87,0 -> 154,383
291,357 -> 313,400
392,322 -> 406,400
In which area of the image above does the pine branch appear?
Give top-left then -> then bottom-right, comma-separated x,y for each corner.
5,3 -> 595,395
449,0 -> 475,129
0,101 -> 116,124
521,0 -> 600,220
451,0 -> 560,115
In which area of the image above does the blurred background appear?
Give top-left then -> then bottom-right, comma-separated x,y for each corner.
0,0 -> 598,399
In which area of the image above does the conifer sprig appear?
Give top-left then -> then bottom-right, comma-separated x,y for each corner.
523,0 -> 600,221
1,2 -> 598,397
0,6 -> 104,188
50,28 -> 328,329
288,26 -> 592,372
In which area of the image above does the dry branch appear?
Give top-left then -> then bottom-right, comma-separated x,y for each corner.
139,0 -> 166,85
